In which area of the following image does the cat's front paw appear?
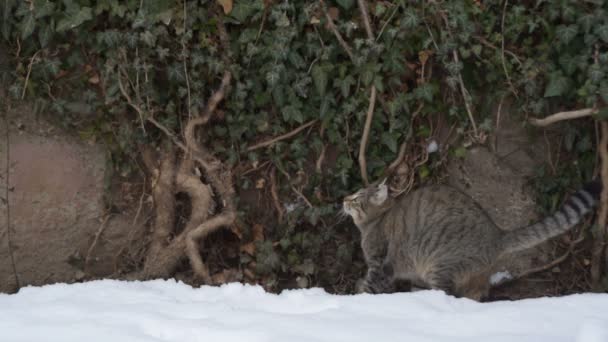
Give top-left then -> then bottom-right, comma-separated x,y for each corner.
355,278 -> 372,294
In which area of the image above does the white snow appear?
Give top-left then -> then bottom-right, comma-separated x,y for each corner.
489,271 -> 513,285
427,139 -> 439,153
1,280 -> 608,342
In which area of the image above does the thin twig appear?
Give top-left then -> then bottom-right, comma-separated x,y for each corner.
493,95 -> 505,152
131,180 -> 147,226
356,0 -> 376,185
21,50 -> 40,100
182,1 -> 192,120
375,2 -> 399,42
315,144 -> 327,173
117,69 -> 147,133
357,0 -> 374,40
269,167 -> 284,224
247,120 -> 317,151
3,103 -> 20,290
592,121 -> 608,287
84,214 -> 112,275
472,36 -> 523,66
529,108 -> 597,127
453,50 -> 479,138
500,0 -> 517,97
358,86 -> 377,185
319,0 -> 354,62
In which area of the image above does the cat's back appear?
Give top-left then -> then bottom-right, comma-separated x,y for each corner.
388,184 -> 502,247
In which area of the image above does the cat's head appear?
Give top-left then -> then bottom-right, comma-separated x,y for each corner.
343,179 -> 394,227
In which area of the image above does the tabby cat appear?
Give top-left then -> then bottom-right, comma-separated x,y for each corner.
343,179 -> 601,300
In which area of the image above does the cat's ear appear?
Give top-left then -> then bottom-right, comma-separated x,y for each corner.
371,183 -> 388,205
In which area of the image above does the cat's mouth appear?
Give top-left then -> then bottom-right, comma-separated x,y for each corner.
342,198 -> 360,222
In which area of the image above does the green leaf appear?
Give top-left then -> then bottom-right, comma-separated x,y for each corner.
266,70 -> 280,88
337,75 -> 355,97
56,7 -> 93,32
589,64 -> 604,84
20,13 -> 35,40
283,105 -> 303,123
595,24 -> 608,43
140,30 -> 156,47
312,65 -> 328,96
401,10 -> 419,29
543,73 -> 569,97
335,0 -> 354,10
578,14 -> 595,33
34,0 -> 55,18
414,83 -> 434,102
381,132 -> 398,153
230,1 -> 263,22
597,108 -> 608,120
556,25 -> 578,45
599,82 -> 608,103
559,54 -> 579,76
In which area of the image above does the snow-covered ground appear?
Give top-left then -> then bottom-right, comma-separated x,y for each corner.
1,280 -> 607,342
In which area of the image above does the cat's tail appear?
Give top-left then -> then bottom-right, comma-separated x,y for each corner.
500,180 -> 602,255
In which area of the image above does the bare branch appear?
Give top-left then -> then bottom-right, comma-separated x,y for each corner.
85,214 -> 112,275
21,50 -> 40,100
3,100 -> 20,291
357,0 -> 374,39
358,86 -> 377,185
592,121 -> 608,287
320,0 -> 354,62
529,108 -> 597,127
247,120 -> 317,151
500,0 -> 517,97
453,50 -> 479,137
270,167 -> 284,224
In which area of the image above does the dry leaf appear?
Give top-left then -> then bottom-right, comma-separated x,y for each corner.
252,224 -> 264,242
243,268 -> 256,280
328,7 -> 339,21
217,0 -> 233,14
418,50 -> 432,67
255,178 -> 266,189
240,242 -> 256,255
88,74 -> 100,84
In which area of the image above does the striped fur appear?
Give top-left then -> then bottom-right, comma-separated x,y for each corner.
500,181 -> 602,255
343,180 -> 601,300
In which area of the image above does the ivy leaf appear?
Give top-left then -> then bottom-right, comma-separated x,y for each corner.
543,72 -> 569,97
140,31 -> 156,47
381,132 -> 398,153
599,82 -> 608,103
336,0 -> 354,9
414,83 -> 435,102
556,25 -> 578,45
34,0 -> 55,18
283,105 -> 304,123
312,65 -> 328,96
56,7 -> 93,32
559,54 -> 579,76
401,10 -> 419,29
596,108 -> 608,120
336,75 -> 355,97
230,2 -> 262,22
266,70 -> 280,88
595,24 -> 608,43
578,14 -> 595,33
20,13 -> 35,40
589,64 -> 604,84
